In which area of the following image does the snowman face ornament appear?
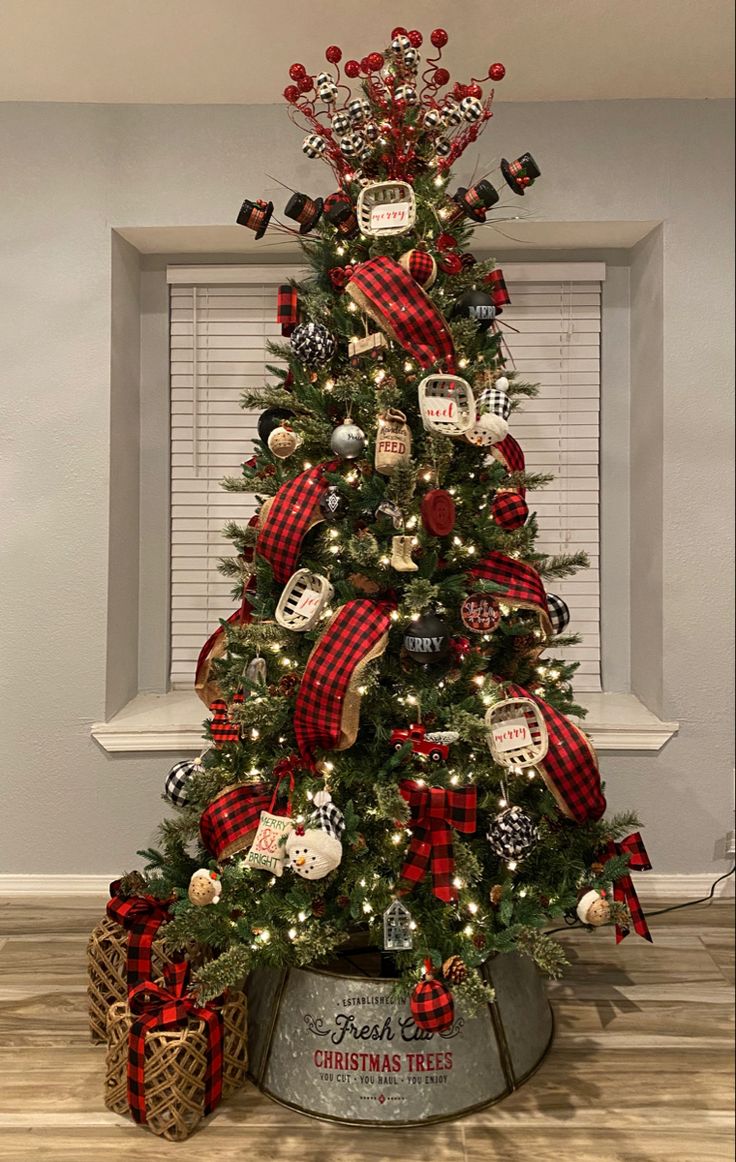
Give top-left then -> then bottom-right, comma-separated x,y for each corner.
286,826 -> 342,880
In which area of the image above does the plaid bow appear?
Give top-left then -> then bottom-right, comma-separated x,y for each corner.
255,462 -> 334,584
399,780 -> 477,902
602,832 -> 653,943
470,551 -> 551,634
294,599 -> 395,762
106,883 -> 172,988
346,256 -> 456,372
127,960 -> 224,1124
505,682 -> 607,823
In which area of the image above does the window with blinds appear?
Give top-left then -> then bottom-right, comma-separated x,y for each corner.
168,264 -> 602,693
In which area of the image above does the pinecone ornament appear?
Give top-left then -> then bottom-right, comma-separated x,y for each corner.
442,955 -> 468,984
312,898 -> 326,917
472,933 -> 487,950
489,884 -> 504,906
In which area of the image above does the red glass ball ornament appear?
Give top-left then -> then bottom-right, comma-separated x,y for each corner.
325,45 -> 342,64
433,67 -> 450,86
431,28 -> 449,48
439,253 -> 463,275
391,26 -> 408,38
367,52 -> 384,72
489,62 -> 506,81
453,83 -> 466,100
436,232 -> 457,252
345,59 -> 361,78
408,29 -> 423,47
466,82 -> 483,97
297,74 -> 314,93
289,63 -> 307,81
283,85 -> 300,104
360,56 -> 370,73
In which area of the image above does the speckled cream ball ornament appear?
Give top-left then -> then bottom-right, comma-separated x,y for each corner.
576,886 -> 611,926
267,425 -> 300,459
330,418 -> 366,459
187,869 -> 222,906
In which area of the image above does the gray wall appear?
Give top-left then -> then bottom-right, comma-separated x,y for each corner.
0,99 -> 733,875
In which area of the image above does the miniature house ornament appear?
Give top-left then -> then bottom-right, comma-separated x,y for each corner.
383,899 -> 414,951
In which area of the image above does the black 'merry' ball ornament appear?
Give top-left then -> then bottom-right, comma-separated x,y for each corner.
291,321 -> 337,367
257,406 -> 294,445
486,806 -> 539,863
403,611 -> 451,664
452,289 -> 497,333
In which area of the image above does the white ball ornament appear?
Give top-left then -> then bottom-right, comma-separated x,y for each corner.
495,375 -> 510,391
286,825 -> 342,880
423,108 -> 442,130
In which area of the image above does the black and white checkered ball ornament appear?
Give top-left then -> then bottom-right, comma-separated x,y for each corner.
435,139 -> 452,158
486,806 -> 539,862
302,133 -> 327,159
391,33 -> 411,55
340,131 -> 366,158
363,121 -> 379,143
546,593 -> 571,636
316,72 -> 338,103
478,386 -> 511,421
331,110 -> 351,135
164,758 -> 203,808
402,47 -> 420,71
460,95 -> 484,123
291,321 -> 337,367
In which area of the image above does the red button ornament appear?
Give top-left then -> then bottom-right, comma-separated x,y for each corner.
421,489 -> 456,537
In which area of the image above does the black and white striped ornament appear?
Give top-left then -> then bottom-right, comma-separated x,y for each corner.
435,139 -> 452,158
331,111 -> 351,135
363,120 -> 379,142
316,72 -> 338,103
340,131 -> 366,158
164,758 -> 204,808
486,806 -> 538,862
395,84 -> 418,105
423,108 -> 442,130
546,593 -> 571,636
290,321 -> 337,367
302,133 -> 327,159
460,96 -> 484,123
348,98 -> 370,124
440,100 -> 463,127
390,34 -> 411,56
402,47 -> 420,71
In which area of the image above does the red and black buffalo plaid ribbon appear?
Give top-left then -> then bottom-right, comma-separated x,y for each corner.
399,780 -> 477,902
408,250 -> 437,286
208,692 -> 244,747
505,682 -> 606,823
470,551 -> 551,634
199,780 -> 272,859
127,960 -> 224,1125
346,256 -> 456,372
277,284 -> 299,336
106,882 -> 172,989
492,434 -> 526,492
255,462 -> 334,585
602,832 -> 653,943
485,268 -> 511,307
294,599 -> 395,762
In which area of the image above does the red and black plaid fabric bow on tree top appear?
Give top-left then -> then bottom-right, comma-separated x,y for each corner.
601,832 -> 653,943
106,881 -> 173,989
346,256 -> 456,372
255,462 -> 336,585
294,598 -> 395,762
399,781 -> 478,902
126,960 -> 224,1126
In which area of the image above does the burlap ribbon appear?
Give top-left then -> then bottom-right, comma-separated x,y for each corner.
470,551 -> 552,636
346,256 -> 456,371
399,780 -> 478,902
602,832 -> 653,943
294,599 -> 395,762
106,883 -> 172,989
127,961 -> 224,1124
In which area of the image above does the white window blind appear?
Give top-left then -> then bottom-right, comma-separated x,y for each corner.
168,263 -> 602,693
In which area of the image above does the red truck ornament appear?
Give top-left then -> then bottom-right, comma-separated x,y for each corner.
389,723 -> 459,763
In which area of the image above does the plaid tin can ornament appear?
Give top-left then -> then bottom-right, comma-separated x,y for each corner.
501,152 -> 541,195
276,284 -> 299,336
235,197 -> 273,239
486,267 -> 511,307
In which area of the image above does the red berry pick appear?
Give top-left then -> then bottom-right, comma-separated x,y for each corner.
391,26 -> 408,38
297,74 -> 314,93
289,63 -> 307,81
325,45 -> 342,64
431,28 -> 448,48
408,29 -> 423,47
489,62 -> 506,81
433,67 -> 450,86
283,85 -> 299,104
344,59 -> 361,78
367,52 -> 384,72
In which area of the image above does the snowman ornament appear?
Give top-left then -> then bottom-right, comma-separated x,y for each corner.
286,790 -> 345,881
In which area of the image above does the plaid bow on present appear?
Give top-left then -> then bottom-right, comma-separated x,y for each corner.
127,961 -> 224,1125
346,256 -> 456,371
106,883 -> 172,989
399,780 -> 477,902
602,832 -> 653,943
255,462 -> 334,585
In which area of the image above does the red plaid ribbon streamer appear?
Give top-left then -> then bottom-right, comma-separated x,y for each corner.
195,585 -> 254,703
255,462 -> 333,584
346,256 -> 456,371
602,832 -> 653,943
127,960 -> 224,1124
492,434 -> 526,491
294,599 -> 394,762
399,780 -> 477,902
408,250 -> 437,286
505,682 -> 606,822
470,551 -> 551,632
200,780 -> 272,859
106,883 -> 172,989
277,284 -> 299,336
486,268 -> 511,307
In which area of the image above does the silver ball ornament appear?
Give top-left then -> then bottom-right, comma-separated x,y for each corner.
330,420 -> 366,459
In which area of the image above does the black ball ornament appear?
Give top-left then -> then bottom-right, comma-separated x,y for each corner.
319,484 -> 349,520
403,611 -> 452,664
452,289 -> 497,333
486,806 -> 539,863
257,406 -> 294,445
291,321 -> 337,367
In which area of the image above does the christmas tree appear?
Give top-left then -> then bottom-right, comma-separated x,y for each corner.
144,25 -> 651,1026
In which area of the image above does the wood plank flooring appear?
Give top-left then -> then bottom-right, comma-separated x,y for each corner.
0,896 -> 732,1161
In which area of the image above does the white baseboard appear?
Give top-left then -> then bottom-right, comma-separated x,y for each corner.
0,872 -> 732,898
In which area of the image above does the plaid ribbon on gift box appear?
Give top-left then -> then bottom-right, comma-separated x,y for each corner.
601,832 -> 653,942
294,599 -> 394,762
470,551 -> 551,633
200,780 -> 273,859
255,463 -> 333,585
106,883 -> 172,989
346,256 -> 456,371
504,682 -> 607,823
127,960 -> 224,1125
399,780 -> 477,902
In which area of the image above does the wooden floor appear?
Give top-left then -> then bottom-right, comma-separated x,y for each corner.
0,897 -> 732,1162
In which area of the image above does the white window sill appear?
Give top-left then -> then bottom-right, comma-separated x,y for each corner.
91,690 -> 678,755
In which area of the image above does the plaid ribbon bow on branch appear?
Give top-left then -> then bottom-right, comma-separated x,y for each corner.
346,256 -> 456,372
602,832 -> 653,943
399,780 -> 477,902
106,882 -> 172,989
127,960 -> 224,1125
